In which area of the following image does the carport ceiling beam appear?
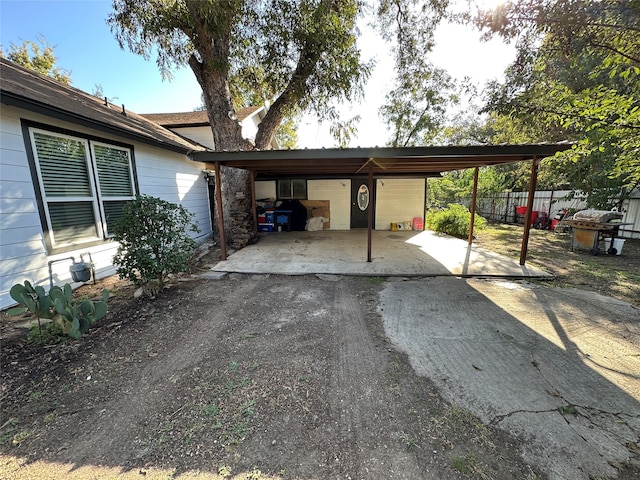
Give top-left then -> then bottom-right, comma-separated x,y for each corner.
356,157 -> 386,174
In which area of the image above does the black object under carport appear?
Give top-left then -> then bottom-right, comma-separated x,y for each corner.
277,199 -> 308,231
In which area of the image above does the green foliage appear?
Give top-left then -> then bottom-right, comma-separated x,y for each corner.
274,116 -> 299,149
376,0 -> 454,147
0,36 -> 71,84
7,281 -> 53,319
8,281 -> 108,340
27,321 -> 64,345
476,0 -> 640,206
426,204 -> 486,239
330,115 -> 361,148
112,195 -> 199,294
427,166 -> 529,210
108,0 -> 371,150
381,66 -> 457,147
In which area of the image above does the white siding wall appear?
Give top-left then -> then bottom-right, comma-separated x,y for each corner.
255,181 -> 276,200
0,105 -> 212,309
621,194 -> 640,239
172,126 -> 214,149
169,117 -> 260,150
308,179 -> 350,230
134,143 -> 211,238
240,117 -> 260,143
375,179 -> 425,230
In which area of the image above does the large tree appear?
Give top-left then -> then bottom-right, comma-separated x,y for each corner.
108,0 -> 373,247
476,0 -> 640,209
376,0 -> 457,146
108,0 -> 449,246
109,0 -> 370,152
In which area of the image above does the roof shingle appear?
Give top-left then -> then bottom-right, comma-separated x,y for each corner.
0,58 -> 206,153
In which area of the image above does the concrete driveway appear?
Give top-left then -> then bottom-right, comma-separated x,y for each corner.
208,230 -> 640,478
211,230 -> 551,277
380,277 -> 640,479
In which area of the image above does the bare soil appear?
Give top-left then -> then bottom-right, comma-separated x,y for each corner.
1,232 -> 638,479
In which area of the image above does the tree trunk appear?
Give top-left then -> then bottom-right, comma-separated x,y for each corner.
188,53 -> 256,249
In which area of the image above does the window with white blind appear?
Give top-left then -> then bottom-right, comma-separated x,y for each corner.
29,128 -> 136,250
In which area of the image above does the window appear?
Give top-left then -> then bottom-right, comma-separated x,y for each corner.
29,128 -> 136,250
277,179 -> 307,199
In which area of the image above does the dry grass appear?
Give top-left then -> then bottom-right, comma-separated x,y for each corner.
476,223 -> 640,307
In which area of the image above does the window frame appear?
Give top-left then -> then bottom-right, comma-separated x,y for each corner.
23,122 -> 138,254
90,141 -> 137,238
277,179 -> 307,200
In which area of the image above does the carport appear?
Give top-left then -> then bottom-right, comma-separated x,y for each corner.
195,144 -> 571,265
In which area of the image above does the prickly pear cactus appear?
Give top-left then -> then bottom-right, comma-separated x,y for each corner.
8,281 -> 109,339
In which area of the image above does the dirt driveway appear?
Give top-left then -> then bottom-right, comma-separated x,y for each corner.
1,270 -> 639,479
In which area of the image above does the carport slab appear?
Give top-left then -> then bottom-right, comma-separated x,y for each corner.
380,277 -> 640,479
210,230 -> 551,278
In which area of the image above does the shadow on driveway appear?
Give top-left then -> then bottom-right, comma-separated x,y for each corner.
380,276 -> 640,479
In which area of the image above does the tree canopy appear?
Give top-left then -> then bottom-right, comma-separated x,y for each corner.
108,0 -> 373,151
376,0 -> 457,146
475,0 -> 640,208
0,37 -> 71,85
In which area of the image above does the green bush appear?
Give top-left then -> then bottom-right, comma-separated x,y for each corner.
112,195 -> 199,295
425,204 -> 486,239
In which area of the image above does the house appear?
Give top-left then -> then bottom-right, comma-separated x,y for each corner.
0,58 -> 575,309
0,58 -> 213,309
141,107 -> 278,150
252,177 -> 427,231
144,111 -> 428,232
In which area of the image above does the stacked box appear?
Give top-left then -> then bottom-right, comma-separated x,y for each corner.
391,221 -> 414,231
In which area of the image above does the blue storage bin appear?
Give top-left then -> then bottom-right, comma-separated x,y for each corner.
258,223 -> 274,232
265,211 -> 275,223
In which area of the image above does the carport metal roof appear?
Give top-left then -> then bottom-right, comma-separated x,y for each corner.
193,143 -> 571,177
195,143 -> 572,268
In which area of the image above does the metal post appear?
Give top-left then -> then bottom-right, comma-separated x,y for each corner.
520,158 -> 540,265
367,161 -> 374,262
214,161 -> 227,260
468,167 -> 479,245
250,170 -> 257,231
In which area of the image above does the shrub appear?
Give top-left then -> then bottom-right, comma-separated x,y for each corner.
425,204 -> 486,239
112,195 -> 199,295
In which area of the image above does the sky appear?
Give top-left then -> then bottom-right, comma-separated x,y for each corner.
0,0 -> 515,148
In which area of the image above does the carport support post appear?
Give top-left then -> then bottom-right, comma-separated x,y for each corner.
214,161 -> 227,261
468,167 -> 479,245
519,157 -> 539,265
367,160 -> 374,262
250,171 -> 257,230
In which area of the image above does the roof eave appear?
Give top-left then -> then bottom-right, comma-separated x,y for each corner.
1,92 -> 197,155
193,143 -> 572,163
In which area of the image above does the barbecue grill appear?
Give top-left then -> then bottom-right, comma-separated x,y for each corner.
561,209 -> 630,255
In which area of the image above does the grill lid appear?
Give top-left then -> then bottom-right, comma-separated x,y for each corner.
572,209 -> 623,223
